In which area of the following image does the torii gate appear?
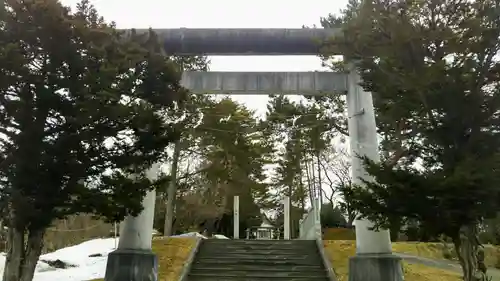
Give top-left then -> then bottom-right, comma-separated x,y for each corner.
104,28 -> 403,281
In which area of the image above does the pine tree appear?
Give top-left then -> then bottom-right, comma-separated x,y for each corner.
0,1 -> 182,280
323,0 -> 500,280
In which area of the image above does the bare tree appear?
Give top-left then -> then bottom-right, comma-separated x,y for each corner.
175,179 -> 228,235
164,141 -> 181,236
320,147 -> 356,227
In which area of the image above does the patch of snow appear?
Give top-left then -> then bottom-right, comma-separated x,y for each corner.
0,238 -> 119,281
171,232 -> 207,239
0,231 -> 230,281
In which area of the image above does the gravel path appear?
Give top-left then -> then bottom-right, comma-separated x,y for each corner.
394,252 -> 500,280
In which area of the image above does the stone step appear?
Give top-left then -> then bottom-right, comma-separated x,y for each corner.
198,248 -> 313,255
188,271 -> 328,278
200,243 -> 315,251
202,239 -> 315,245
187,277 -> 329,281
202,239 -> 313,243
194,257 -> 322,266
195,251 -> 321,259
198,243 -> 316,251
190,264 -> 324,272
195,252 -> 319,260
188,240 -> 329,281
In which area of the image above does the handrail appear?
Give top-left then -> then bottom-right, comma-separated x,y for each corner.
299,198 -> 322,240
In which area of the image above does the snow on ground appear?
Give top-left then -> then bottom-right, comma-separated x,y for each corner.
213,234 -> 229,239
174,232 -> 208,239
0,233 -> 229,281
0,238 -> 119,281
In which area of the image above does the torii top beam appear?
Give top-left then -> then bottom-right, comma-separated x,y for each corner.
141,28 -> 341,56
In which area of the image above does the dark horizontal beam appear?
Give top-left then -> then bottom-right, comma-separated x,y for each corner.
139,28 -> 341,56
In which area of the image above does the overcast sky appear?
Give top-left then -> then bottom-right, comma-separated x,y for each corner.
59,0 -> 348,116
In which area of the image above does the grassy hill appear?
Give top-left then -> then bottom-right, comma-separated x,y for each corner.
323,227 -> 500,267
90,237 -> 474,281
91,237 -> 196,281
324,240 -> 462,281
322,227 -> 500,280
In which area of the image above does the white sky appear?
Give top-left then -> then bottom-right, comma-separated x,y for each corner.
59,0 -> 348,116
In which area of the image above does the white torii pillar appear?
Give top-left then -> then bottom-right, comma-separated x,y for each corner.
346,64 -> 403,280
104,164 -> 160,281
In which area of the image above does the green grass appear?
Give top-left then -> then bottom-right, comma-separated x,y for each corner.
324,240 -> 462,281
90,237 -> 196,281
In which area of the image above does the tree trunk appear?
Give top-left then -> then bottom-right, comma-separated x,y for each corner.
452,224 -> 490,281
3,226 -> 45,281
310,159 -> 317,198
315,153 -> 323,206
298,172 -> 306,212
287,185 -> 294,239
389,220 -> 401,242
164,140 -> 181,236
346,214 -> 355,228
304,161 -> 315,206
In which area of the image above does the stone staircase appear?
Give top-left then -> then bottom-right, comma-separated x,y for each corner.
186,239 -> 331,281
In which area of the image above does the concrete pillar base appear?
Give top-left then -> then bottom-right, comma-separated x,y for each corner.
348,253 -> 404,281
104,249 -> 158,281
